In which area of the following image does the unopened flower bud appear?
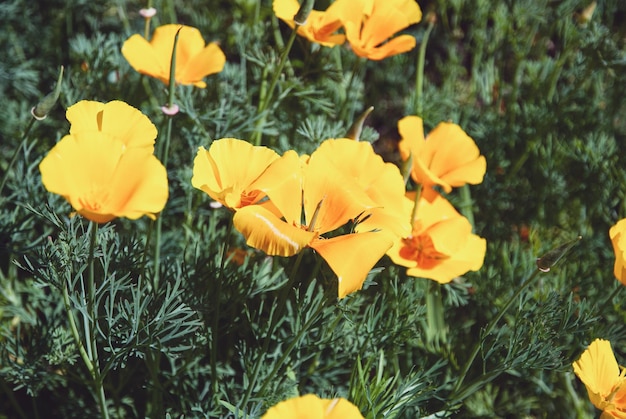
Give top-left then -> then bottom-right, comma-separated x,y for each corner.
345,106 -> 374,141
31,66 -> 64,121
139,7 -> 157,19
294,0 -> 315,26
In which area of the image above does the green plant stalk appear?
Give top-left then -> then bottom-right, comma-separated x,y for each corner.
153,26 -> 180,290
415,21 -> 434,116
338,57 -> 365,123
252,24 -> 300,146
425,281 -> 447,348
449,267 -> 541,403
211,221 -> 234,401
458,185 -> 475,227
240,251 -> 305,408
143,0 -> 154,40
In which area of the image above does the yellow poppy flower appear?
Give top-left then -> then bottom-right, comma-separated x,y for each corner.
39,132 -> 168,224
332,0 -> 422,60
122,24 -> 225,88
273,0 -> 346,47
387,193 -> 486,283
573,339 -> 626,418
65,100 -> 157,152
398,115 -> 487,201
191,138 -> 281,210
262,394 -> 364,419
313,138 -> 411,238
233,149 -> 392,298
610,218 -> 626,285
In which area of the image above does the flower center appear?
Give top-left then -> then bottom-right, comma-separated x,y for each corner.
399,234 -> 449,269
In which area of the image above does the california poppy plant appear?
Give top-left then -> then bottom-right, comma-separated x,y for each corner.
233,148 -> 392,298
39,101 -> 168,224
262,394 -> 364,419
398,115 -> 487,201
122,24 -> 225,88
273,0 -> 346,47
610,218 -> 626,285
332,0 -> 422,60
191,138 -> 281,210
388,193 -> 486,283
573,338 -> 626,418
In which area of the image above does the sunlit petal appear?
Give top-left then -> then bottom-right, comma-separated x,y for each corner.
180,42 -> 226,88
311,231 -> 392,298
121,34 -> 169,84
233,205 -> 315,257
610,218 -> 626,285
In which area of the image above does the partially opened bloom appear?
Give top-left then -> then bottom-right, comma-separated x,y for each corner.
573,338 -> 626,418
610,218 -> 626,285
388,193 -> 486,283
39,101 -> 168,224
332,0 -> 422,60
122,24 -> 225,88
273,0 -> 346,47
233,149 -> 392,298
262,394 -> 364,419
191,138 -> 281,210
398,115 -> 486,201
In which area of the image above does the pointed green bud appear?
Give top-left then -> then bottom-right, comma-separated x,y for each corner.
401,152 -> 413,185
31,66 -> 64,121
536,235 -> 582,272
345,106 -> 374,141
294,0 -> 315,26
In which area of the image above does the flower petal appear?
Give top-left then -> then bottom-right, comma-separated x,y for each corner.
179,42 -> 226,87
233,205 -> 315,257
311,231 -> 392,298
122,33 -> 168,83
610,218 -> 626,285
573,339 -> 622,412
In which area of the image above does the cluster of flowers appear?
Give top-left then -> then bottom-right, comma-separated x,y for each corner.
571,222 -> 626,418
37,0 -> 489,416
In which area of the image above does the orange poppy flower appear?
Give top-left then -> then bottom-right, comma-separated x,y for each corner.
573,339 -> 626,418
332,0 -> 422,60
273,0 -> 346,47
398,115 -> 486,201
610,218 -> 626,285
262,394 -> 364,419
387,193 -> 486,283
39,101 -> 168,224
122,24 -> 225,88
191,138 -> 281,210
233,149 -> 392,298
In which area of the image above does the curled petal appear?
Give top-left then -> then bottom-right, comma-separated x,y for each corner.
179,42 -> 226,88
233,205 -> 315,257
610,218 -> 626,285
122,34 -> 169,84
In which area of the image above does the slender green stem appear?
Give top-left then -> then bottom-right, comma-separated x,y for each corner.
240,251 -> 305,408
410,184 -> 423,225
458,185 -> 475,227
62,279 -> 95,375
211,221 -> 234,401
0,118 -> 36,197
252,24 -> 300,146
425,281 -> 447,349
338,57 -> 365,123
415,21 -> 434,116
143,0 -> 154,40
449,267 -> 541,402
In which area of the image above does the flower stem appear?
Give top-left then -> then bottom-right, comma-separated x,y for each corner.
449,267 -> 541,404
252,23 -> 299,146
338,57 -> 365,124
415,21 -> 434,116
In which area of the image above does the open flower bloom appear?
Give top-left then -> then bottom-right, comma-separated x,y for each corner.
573,339 -> 626,418
40,132 -> 168,224
313,138 -> 410,238
65,100 -> 158,152
233,149 -> 393,298
610,219 -> 626,285
331,0 -> 422,60
122,24 -> 226,88
398,115 -> 487,201
262,394 -> 364,419
273,0 -> 346,47
191,138 -> 281,210
387,193 -> 486,283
